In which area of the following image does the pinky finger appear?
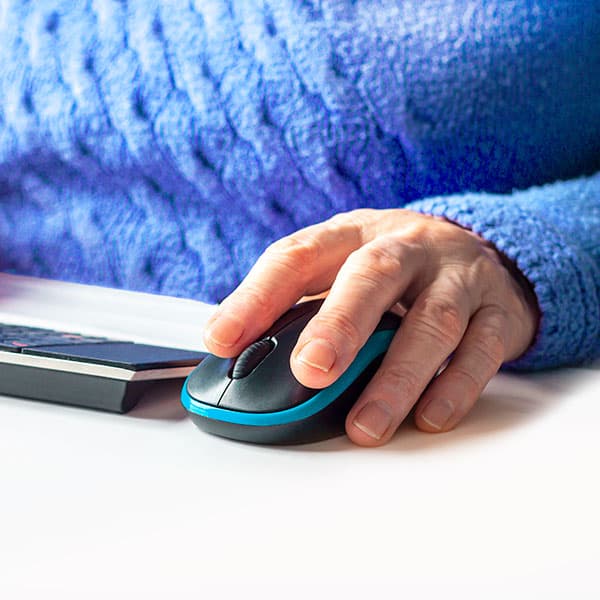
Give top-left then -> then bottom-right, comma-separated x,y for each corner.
414,306 -> 508,433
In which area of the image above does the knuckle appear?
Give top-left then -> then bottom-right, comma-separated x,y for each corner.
346,244 -> 402,288
472,326 -> 506,369
236,284 -> 277,322
442,268 -> 470,294
327,209 -> 371,242
375,362 -> 421,396
263,234 -> 321,276
363,243 -> 403,276
398,220 -> 432,246
411,295 -> 465,348
479,255 -> 515,299
313,309 -> 362,350
478,252 -> 502,280
449,364 -> 485,395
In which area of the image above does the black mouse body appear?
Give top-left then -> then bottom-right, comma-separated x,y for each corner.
181,299 -> 400,445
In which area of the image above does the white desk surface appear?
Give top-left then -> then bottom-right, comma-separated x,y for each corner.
0,274 -> 598,599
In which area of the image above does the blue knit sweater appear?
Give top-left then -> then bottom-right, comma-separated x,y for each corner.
0,1 -> 598,370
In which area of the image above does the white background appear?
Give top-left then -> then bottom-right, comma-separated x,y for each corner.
0,275 -> 598,599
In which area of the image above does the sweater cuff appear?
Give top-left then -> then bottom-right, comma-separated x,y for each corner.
406,194 -> 600,371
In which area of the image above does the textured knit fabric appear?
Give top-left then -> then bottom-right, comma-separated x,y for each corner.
0,1 -> 598,370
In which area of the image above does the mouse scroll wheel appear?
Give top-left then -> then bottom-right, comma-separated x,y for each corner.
230,338 -> 275,379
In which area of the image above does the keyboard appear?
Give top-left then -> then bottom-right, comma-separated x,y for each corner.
0,322 -> 207,413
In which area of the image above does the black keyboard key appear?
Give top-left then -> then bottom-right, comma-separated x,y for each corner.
7,335 -> 119,348
0,322 -> 128,350
22,342 -> 203,370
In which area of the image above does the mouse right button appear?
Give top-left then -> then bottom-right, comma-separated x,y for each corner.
260,299 -> 323,337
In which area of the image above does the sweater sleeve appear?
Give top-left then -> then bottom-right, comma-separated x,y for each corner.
405,172 -> 600,371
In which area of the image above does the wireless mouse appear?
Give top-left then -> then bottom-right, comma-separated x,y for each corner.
181,299 -> 401,445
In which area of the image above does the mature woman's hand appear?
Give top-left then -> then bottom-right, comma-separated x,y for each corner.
203,209 -> 539,446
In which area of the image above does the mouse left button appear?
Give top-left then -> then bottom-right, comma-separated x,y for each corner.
185,354 -> 233,406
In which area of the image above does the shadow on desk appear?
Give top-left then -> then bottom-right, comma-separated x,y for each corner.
128,379 -> 189,422
282,365 -> 598,454
127,364 -> 599,452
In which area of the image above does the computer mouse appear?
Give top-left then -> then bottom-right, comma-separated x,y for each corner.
181,298 -> 401,445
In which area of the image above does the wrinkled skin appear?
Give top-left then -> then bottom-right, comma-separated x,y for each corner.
203,209 -> 539,446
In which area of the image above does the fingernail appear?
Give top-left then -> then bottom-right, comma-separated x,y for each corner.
204,313 -> 245,347
352,400 -> 393,441
296,339 -> 337,372
421,399 -> 454,431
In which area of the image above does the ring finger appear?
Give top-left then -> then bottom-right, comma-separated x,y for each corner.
345,278 -> 476,446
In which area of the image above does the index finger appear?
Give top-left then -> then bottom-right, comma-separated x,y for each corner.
203,215 -> 364,356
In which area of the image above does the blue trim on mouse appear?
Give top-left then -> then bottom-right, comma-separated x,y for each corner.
181,329 -> 395,426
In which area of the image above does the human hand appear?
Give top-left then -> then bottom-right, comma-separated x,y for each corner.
203,209 -> 539,446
